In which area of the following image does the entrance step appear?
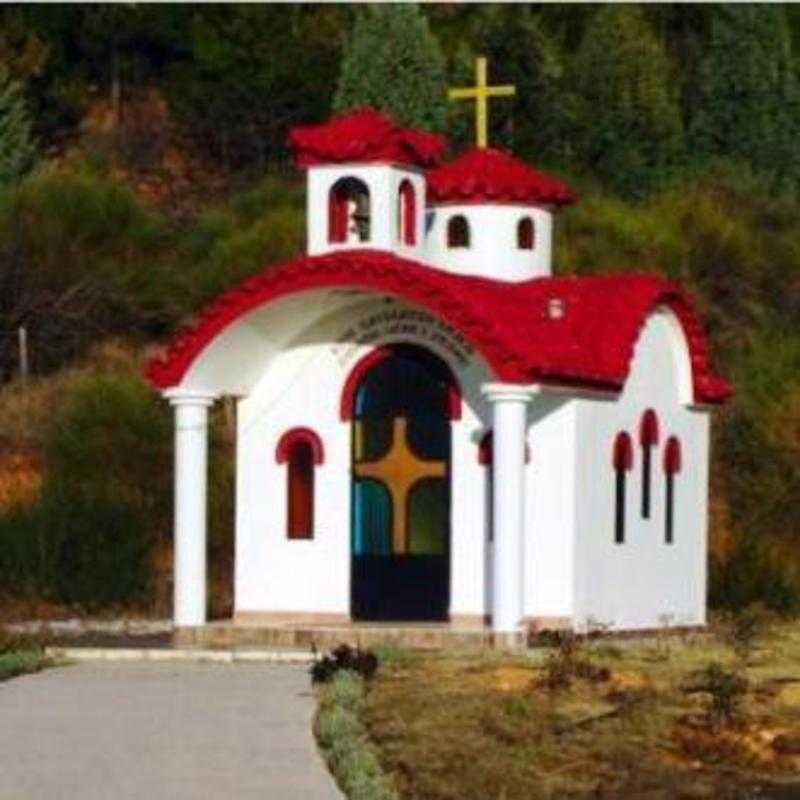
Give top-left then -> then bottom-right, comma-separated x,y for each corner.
175,622 -> 523,652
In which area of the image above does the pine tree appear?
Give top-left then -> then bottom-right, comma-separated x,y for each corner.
334,5 -> 448,132
687,6 -> 800,189
570,6 -> 685,199
0,64 -> 36,186
450,6 -> 566,165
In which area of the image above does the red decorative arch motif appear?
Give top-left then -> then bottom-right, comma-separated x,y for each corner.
639,409 -> 660,446
613,432 -> 634,471
339,345 -> 462,422
664,436 -> 682,474
275,428 -> 325,466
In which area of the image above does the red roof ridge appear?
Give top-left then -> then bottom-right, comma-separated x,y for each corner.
427,147 -> 577,207
288,107 -> 447,169
145,250 -> 731,405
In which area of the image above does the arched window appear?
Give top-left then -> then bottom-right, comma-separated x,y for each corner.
328,177 -> 370,244
447,215 -> 470,248
276,428 -> 324,539
517,217 -> 534,250
663,436 -> 682,545
612,432 -> 633,544
398,179 -> 416,246
639,409 -> 660,519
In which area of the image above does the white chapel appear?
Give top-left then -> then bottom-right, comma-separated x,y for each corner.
147,106 -> 732,642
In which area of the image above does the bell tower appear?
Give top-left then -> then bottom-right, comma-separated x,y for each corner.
288,108 -> 446,259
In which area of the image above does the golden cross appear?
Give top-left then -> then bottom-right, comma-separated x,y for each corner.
354,417 -> 446,555
448,56 -> 516,148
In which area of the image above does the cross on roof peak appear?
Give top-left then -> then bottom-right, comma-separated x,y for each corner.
448,56 -> 516,149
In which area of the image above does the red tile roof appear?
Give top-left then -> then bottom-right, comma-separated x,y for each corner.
288,107 -> 447,168
145,250 -> 731,405
427,147 -> 577,206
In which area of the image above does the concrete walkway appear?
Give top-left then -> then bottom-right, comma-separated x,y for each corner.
0,662 -> 343,800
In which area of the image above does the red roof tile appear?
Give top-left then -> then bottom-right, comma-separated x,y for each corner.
427,147 -> 577,206
288,107 -> 447,168
145,250 -> 731,405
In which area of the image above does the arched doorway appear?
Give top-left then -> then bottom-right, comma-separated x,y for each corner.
349,344 -> 454,621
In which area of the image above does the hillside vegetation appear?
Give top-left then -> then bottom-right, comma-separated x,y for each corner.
0,4 -> 798,615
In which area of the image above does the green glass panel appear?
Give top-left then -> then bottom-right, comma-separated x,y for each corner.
408,478 -> 448,555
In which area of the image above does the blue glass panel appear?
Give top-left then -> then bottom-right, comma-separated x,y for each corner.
353,479 -> 392,556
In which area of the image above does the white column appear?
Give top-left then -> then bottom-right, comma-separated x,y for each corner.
481,383 -> 534,634
166,391 -> 216,628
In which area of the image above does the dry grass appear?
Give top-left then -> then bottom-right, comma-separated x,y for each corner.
360,622 -> 800,800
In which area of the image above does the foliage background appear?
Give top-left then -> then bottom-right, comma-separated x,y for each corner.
0,3 -> 798,614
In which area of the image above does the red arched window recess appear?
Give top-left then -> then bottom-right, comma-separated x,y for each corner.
639,409 -> 660,520
447,215 -> 470,248
276,428 -> 324,540
517,217 -> 534,250
328,184 -> 348,244
398,179 -> 416,246
612,432 -> 633,544
340,346 -> 462,422
663,436 -> 682,545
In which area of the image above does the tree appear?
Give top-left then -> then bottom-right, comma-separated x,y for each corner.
0,64 -> 36,187
334,5 -> 448,132
570,5 -> 685,199
687,6 -> 800,190
448,6 -> 566,164
168,5 -> 345,173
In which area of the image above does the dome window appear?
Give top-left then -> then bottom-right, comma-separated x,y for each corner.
447,215 -> 470,249
328,177 -> 371,244
517,217 -> 534,250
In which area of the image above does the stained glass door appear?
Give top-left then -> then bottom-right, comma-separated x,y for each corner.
350,345 -> 451,621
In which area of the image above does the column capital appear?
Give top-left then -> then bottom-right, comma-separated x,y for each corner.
164,388 -> 218,407
481,382 -> 536,404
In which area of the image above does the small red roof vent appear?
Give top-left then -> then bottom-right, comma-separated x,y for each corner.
427,147 -> 577,207
288,107 -> 447,169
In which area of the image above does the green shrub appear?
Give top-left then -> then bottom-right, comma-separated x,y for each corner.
0,370 -> 169,608
685,662 -> 749,729
709,536 -> 800,615
45,489 -> 150,608
0,505 -> 46,597
717,603 -> 775,664
0,650 -> 46,682
316,671 -> 398,800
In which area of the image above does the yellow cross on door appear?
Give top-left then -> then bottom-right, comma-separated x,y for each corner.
448,56 -> 516,148
354,417 -> 446,555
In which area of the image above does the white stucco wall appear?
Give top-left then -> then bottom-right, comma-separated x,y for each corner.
233,296 -> 497,620
571,309 -> 711,631
523,396 -> 579,623
425,203 -> 554,281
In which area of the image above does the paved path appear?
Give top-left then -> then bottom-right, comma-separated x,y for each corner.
0,662 -> 343,800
